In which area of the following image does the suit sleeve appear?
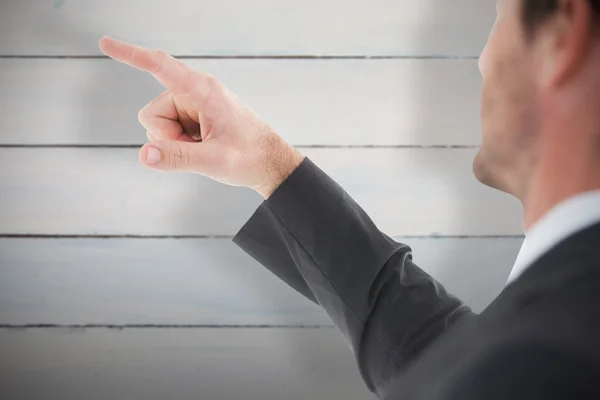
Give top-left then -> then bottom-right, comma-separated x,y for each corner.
232,156 -> 476,396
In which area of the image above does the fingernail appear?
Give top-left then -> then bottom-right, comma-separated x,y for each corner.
146,147 -> 162,164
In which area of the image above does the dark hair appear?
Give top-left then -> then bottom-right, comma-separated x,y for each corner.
522,0 -> 600,31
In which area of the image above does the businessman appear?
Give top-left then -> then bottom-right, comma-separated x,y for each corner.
99,0 -> 600,398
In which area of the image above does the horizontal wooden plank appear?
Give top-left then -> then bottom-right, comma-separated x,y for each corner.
0,237 -> 521,325
0,58 -> 483,146
0,328 -> 373,399
0,148 -> 523,236
0,0 -> 495,57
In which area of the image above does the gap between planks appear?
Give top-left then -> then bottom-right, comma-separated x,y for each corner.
0,145 -> 481,149
0,324 -> 335,330
0,234 -> 524,239
0,55 -> 480,60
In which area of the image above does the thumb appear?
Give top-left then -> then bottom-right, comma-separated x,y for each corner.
140,140 -> 210,173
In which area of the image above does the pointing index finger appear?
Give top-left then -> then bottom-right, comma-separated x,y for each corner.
99,36 -> 194,94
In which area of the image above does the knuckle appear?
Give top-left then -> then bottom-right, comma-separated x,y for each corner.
180,70 -> 196,92
153,50 -> 168,73
156,50 -> 169,62
137,107 -> 149,124
200,72 -> 219,87
138,91 -> 168,126
168,143 -> 190,170
139,90 -> 169,118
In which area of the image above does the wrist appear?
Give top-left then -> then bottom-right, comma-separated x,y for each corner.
255,140 -> 305,199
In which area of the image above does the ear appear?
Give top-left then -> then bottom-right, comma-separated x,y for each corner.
535,0 -> 595,89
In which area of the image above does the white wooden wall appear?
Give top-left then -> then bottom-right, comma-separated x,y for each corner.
0,1 -> 522,399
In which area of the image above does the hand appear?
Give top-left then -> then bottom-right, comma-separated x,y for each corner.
98,36 -> 305,198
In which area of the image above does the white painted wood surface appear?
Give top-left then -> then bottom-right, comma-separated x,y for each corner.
0,148 -> 523,236
0,328 -> 375,400
0,1 -> 512,398
0,237 -> 521,326
0,58 -> 483,146
0,0 -> 495,57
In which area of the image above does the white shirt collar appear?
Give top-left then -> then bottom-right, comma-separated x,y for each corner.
507,189 -> 600,285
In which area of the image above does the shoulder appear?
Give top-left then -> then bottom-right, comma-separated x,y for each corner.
440,339 -> 600,400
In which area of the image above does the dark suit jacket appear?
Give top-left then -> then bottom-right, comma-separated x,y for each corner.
232,157 -> 600,399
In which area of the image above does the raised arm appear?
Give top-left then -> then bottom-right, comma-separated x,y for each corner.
233,156 -> 476,396
99,37 -> 476,398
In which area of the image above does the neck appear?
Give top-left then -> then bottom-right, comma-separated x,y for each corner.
522,131 -> 600,232
522,38 -> 600,231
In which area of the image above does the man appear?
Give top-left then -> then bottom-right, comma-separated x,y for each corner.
98,0 -> 600,398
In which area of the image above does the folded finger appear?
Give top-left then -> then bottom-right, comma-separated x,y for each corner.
139,92 -> 199,142
139,90 -> 178,123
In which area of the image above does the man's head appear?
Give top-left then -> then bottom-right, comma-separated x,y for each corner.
474,0 -> 600,209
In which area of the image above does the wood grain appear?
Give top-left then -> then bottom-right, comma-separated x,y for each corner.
0,328 -> 374,400
0,58 -> 483,146
0,148 -> 523,236
0,237 -> 521,325
0,0 -> 495,57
